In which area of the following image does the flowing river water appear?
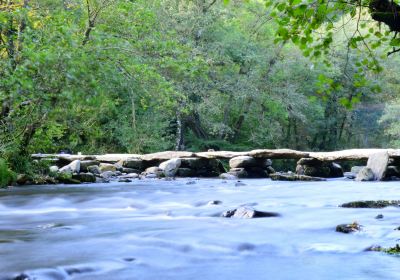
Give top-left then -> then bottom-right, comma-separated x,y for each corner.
1,179 -> 400,280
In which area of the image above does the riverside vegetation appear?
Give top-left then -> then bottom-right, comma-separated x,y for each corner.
2,0 -> 400,182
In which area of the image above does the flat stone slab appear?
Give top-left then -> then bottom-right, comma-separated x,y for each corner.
141,151 -> 195,161
366,151 -> 389,181
32,149 -> 400,164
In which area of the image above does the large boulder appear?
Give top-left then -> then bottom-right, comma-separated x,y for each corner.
123,158 -> 143,170
296,158 -> 343,178
80,160 -> 100,172
229,156 -> 257,168
99,163 -> 117,172
59,160 -> 80,174
159,158 -> 181,177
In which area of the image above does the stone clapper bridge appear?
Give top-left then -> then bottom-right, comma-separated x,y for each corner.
31,149 -> 400,183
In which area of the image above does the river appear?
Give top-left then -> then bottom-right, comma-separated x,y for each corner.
1,179 -> 400,280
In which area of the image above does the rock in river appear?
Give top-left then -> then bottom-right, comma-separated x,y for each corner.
270,172 -> 326,181
341,200 -> 400,208
222,207 -> 280,219
159,158 -> 181,177
336,222 -> 361,234
355,167 -> 375,182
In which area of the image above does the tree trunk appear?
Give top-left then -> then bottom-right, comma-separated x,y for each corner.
175,111 -> 185,151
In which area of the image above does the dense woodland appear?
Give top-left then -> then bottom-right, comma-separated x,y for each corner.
1,0 -> 400,174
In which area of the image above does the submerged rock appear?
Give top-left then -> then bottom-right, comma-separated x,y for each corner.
364,245 -> 383,252
375,214 -> 384,219
222,207 -> 279,219
336,222 -> 361,233
341,200 -> 400,208
270,172 -> 326,181
207,200 -> 222,205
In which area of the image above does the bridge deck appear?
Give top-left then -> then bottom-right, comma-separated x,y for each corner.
32,149 -> 400,163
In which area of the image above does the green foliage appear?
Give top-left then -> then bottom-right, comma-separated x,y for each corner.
0,0 -> 398,176
0,159 -> 16,188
